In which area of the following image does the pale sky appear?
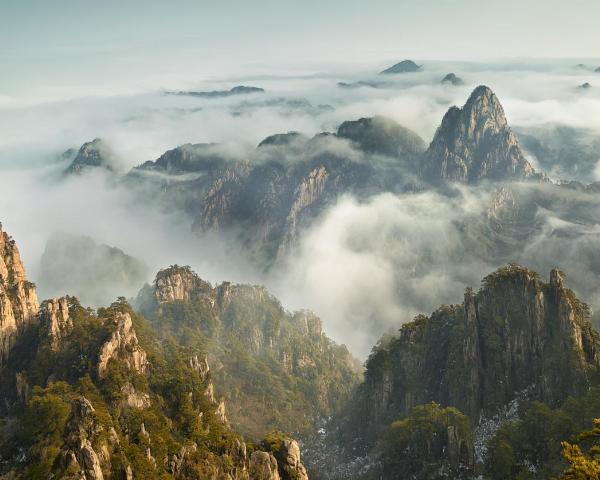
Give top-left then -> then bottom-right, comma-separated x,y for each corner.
1,0 -> 599,98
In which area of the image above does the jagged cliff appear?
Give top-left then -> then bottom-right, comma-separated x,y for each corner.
0,225 -> 309,480
342,265 -> 600,453
0,223 -> 39,366
135,265 -> 361,439
423,85 -> 535,183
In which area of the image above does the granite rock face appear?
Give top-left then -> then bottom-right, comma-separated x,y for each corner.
0,224 -> 39,366
97,311 -> 149,379
346,265 -> 600,449
423,85 -> 535,183
153,265 -> 212,305
39,296 -> 72,351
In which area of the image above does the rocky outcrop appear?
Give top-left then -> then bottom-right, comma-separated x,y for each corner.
273,438 -> 309,480
154,265 -> 212,305
97,312 -> 149,378
39,297 -> 72,351
60,397 -> 108,480
423,85 -> 535,183
65,138 -> 116,175
250,451 -> 280,479
349,265 -> 600,448
0,223 -> 39,366
380,60 -> 421,74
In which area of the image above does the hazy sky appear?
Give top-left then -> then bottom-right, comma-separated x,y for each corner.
1,0 -> 599,99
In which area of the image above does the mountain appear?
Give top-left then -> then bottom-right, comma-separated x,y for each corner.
124,118 -> 424,263
0,223 -> 309,480
441,73 -> 464,86
337,116 -> 426,159
168,86 -> 265,98
74,86 -> 551,273
65,138 -> 116,175
330,265 -> 600,478
39,232 -> 150,307
134,265 -> 362,440
380,60 -> 421,74
422,85 -> 535,183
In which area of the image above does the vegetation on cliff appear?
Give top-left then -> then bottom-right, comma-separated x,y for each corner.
135,265 -> 362,440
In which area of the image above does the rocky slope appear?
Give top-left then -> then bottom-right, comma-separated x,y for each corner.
0,224 -> 309,480
135,265 -> 362,440
423,85 -> 535,183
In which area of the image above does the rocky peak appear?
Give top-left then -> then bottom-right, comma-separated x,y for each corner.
423,85 -> 535,183
154,265 -> 212,305
0,223 -> 39,366
65,138 -> 116,175
380,60 -> 421,74
39,297 -> 72,351
97,312 -> 149,379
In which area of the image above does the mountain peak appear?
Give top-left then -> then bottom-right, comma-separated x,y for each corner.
65,138 -> 116,175
380,59 -> 421,74
422,85 -> 534,183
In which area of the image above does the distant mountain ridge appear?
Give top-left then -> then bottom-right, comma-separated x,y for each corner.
70,86 -> 542,266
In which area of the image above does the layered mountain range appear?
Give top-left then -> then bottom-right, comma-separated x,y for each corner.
62,85 -> 544,265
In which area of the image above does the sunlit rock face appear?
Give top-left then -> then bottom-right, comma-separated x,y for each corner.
423,85 -> 535,183
0,223 -> 39,366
